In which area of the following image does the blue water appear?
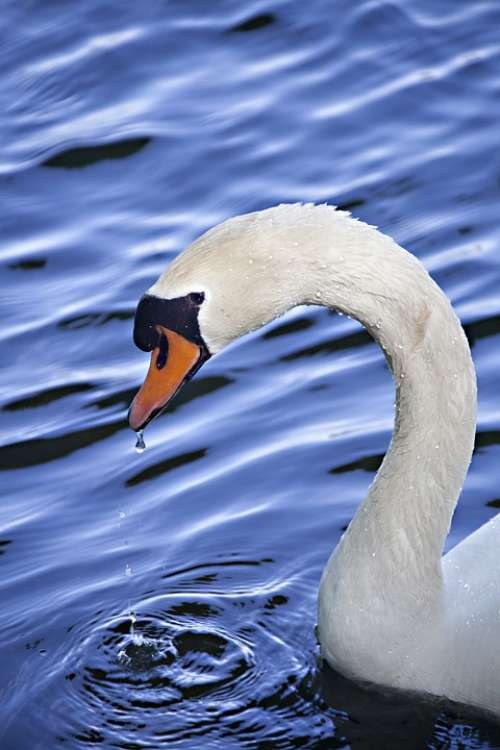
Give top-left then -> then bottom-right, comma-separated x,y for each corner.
1,1 -> 500,748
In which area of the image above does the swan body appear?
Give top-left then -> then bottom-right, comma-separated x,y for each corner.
130,204 -> 500,717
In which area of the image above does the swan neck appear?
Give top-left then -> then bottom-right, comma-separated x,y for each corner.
304,224 -> 477,600
154,204 -> 477,604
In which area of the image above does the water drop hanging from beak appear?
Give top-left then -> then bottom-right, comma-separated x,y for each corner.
135,430 -> 146,453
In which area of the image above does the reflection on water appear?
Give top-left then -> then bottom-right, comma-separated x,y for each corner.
42,136 -> 151,169
1,0 -> 500,747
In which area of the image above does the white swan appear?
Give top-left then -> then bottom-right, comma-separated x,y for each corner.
128,204 -> 500,718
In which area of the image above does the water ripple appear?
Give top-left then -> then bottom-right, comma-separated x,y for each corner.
1,0 -> 500,747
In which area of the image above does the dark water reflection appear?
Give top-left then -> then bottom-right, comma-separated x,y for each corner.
1,0 -> 500,748
42,136 -> 151,169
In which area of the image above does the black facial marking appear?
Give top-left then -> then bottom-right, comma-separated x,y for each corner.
156,332 -> 168,369
133,292 -> 210,357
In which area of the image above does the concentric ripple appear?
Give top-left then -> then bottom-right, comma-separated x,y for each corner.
46,567 -> 330,749
79,605 -> 255,708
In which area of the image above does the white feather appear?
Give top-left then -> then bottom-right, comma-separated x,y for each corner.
149,204 -> 499,717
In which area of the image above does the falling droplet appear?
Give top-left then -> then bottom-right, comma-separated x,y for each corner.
128,608 -> 144,645
117,649 -> 130,665
125,564 -> 132,577
135,431 -> 146,453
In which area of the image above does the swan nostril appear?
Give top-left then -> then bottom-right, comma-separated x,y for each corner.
156,333 -> 169,369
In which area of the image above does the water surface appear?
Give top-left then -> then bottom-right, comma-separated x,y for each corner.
1,1 -> 500,748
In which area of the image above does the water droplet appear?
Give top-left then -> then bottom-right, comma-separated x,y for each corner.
314,291 -> 321,299
135,431 -> 146,453
117,649 -> 131,665
119,511 -> 126,520
128,608 -> 143,644
125,564 -> 132,577
372,552 -> 376,558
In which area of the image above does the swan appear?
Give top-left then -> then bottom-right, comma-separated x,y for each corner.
128,203 -> 500,718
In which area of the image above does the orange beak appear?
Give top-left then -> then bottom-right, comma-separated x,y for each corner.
128,325 -> 203,432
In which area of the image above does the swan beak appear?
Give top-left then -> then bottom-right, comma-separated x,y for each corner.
128,325 -> 203,432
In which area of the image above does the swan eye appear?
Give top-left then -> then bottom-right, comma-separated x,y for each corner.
189,292 -> 205,305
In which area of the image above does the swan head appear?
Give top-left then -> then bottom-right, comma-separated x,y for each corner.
128,290 -> 210,431
127,202 -> 403,431
128,208 -> 302,431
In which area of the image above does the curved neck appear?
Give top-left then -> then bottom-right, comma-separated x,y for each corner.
222,206 -> 477,604
286,211 -> 477,604
161,204 -> 477,603
341,305 -> 476,600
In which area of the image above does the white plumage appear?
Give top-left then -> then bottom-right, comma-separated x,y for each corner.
148,204 -> 499,717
